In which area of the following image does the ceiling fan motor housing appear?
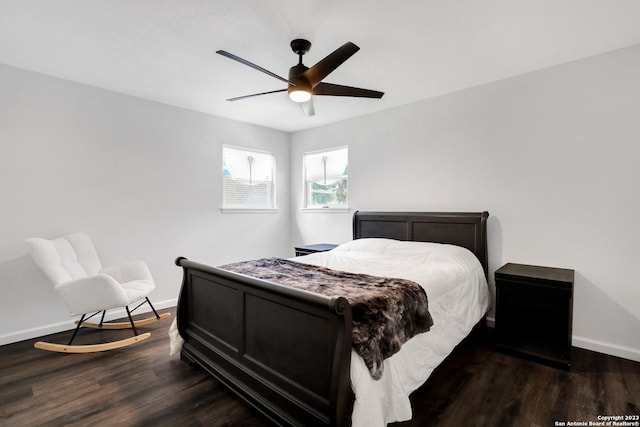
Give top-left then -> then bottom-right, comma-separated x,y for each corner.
288,64 -> 309,84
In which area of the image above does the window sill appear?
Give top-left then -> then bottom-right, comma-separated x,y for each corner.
301,207 -> 350,213
221,208 -> 278,214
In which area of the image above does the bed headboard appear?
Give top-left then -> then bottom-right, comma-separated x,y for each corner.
353,211 -> 490,279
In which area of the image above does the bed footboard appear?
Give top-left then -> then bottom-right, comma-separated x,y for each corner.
175,257 -> 354,426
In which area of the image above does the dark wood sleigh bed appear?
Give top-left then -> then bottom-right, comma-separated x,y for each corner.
175,211 -> 489,426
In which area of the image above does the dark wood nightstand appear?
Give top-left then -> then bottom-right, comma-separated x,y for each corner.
494,263 -> 575,369
294,243 -> 338,257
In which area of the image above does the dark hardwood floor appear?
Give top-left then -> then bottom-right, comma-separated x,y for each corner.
1,308 -> 638,426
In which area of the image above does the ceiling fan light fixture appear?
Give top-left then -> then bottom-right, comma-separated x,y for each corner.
289,88 -> 312,103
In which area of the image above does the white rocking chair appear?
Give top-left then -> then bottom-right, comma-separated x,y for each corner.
25,233 -> 170,353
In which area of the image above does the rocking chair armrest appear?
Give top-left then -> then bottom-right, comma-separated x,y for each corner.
54,274 -> 131,316
100,260 -> 153,283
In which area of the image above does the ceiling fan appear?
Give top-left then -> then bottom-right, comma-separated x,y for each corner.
216,39 -> 384,116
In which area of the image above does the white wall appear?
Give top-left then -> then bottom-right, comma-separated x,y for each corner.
0,64 -> 291,344
290,45 -> 640,362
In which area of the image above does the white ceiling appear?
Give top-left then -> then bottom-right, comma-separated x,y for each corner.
2,1 -> 640,133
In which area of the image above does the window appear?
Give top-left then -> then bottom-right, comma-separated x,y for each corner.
222,145 -> 275,210
303,146 -> 348,209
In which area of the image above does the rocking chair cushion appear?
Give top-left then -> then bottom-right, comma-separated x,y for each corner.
55,274 -> 131,316
100,260 -> 153,284
101,261 -> 155,303
25,233 -> 102,285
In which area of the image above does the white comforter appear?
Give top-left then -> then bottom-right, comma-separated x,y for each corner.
293,238 -> 490,427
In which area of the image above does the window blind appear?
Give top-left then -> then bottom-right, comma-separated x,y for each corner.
223,147 -> 274,185
223,146 -> 275,209
304,147 -> 348,184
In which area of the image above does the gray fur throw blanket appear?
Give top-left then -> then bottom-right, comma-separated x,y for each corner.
220,258 -> 433,380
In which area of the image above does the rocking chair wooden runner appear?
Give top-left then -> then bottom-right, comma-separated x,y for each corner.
25,233 -> 170,353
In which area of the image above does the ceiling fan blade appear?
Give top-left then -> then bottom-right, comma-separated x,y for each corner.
300,99 -> 315,116
226,88 -> 287,102
302,42 -> 360,87
313,82 -> 384,98
216,50 -> 294,85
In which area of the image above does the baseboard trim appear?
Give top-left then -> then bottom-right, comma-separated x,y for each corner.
0,298 -> 177,346
572,335 -> 640,363
485,317 -> 640,363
